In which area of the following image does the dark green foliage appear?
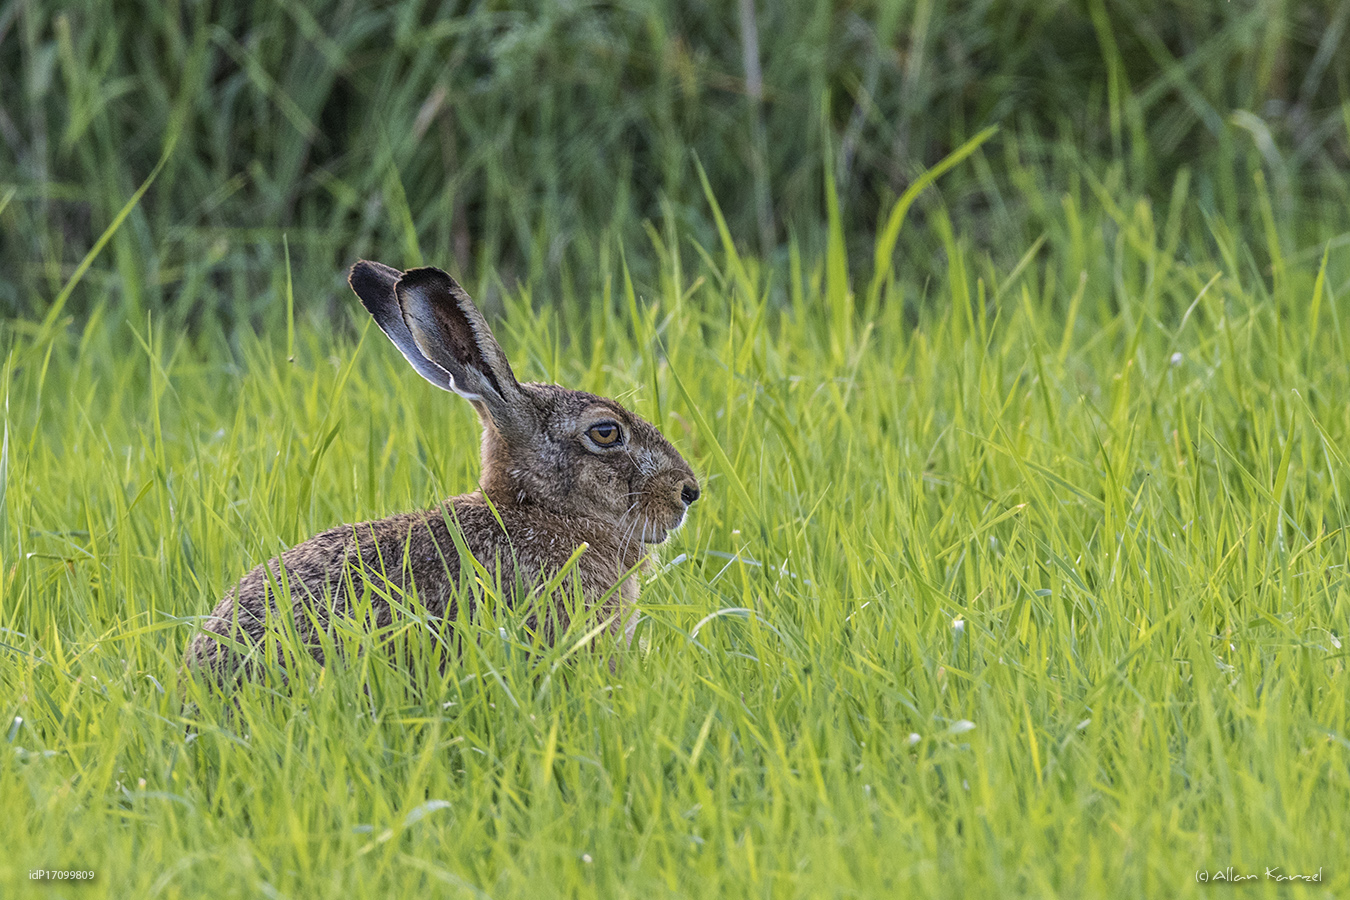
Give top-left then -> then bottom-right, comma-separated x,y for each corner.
3,0 -> 1349,324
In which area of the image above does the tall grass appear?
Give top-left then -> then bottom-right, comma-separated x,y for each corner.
4,149 -> 1350,895
5,2 -> 1350,895
3,0 -> 1350,324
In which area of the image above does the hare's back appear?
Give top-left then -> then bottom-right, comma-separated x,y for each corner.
184,505 -> 485,673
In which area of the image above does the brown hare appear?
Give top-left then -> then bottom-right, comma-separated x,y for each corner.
184,261 -> 699,680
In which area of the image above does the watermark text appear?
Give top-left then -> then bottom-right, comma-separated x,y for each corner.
29,870 -> 95,882
1196,867 -> 1323,883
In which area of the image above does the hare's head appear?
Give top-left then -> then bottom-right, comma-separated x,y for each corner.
349,261 -> 700,546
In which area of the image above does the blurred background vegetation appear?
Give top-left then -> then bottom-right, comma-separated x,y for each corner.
2,0 -> 1349,329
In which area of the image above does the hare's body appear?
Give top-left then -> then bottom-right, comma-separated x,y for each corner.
184,493 -> 642,674
185,262 -> 698,680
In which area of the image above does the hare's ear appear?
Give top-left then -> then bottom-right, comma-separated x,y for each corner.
349,260 -> 455,392
392,266 -> 533,433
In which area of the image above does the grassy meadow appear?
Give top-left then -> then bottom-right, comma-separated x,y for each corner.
5,162 -> 1350,897
6,1 -> 1350,898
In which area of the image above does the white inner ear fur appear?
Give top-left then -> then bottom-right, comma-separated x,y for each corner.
445,377 -> 486,404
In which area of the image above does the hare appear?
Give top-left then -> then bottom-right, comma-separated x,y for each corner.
184,261 -> 699,680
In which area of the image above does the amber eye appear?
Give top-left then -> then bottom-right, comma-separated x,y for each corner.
587,422 -> 623,447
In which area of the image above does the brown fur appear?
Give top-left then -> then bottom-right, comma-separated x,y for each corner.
184,262 -> 698,681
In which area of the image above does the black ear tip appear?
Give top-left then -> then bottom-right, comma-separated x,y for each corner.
395,265 -> 459,295
348,259 -> 400,282
348,260 -> 402,310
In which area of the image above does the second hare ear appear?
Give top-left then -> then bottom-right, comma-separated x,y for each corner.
392,266 -> 533,432
349,260 -> 456,392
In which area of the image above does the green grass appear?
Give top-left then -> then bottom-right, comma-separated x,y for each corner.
7,3 -> 1350,896
4,155 -> 1350,897
6,0 -> 1350,322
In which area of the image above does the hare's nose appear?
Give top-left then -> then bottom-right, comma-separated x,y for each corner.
680,481 -> 701,506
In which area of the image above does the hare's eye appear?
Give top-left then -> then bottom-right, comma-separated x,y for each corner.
587,422 -> 623,447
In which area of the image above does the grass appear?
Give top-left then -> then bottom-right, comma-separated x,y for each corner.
4,143 -> 1350,896
6,1 -> 1350,322
5,6 -> 1350,893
